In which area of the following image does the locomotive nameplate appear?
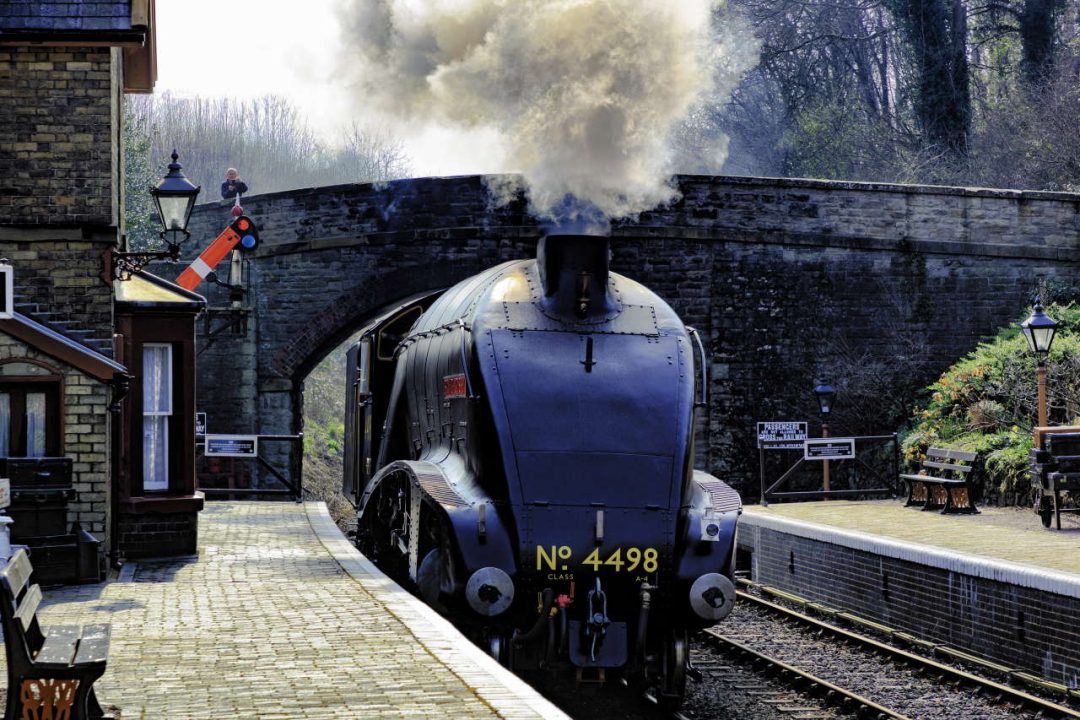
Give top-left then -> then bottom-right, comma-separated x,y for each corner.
442,374 -> 467,399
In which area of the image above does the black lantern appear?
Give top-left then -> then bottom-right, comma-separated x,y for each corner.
150,150 -> 201,245
1021,301 -> 1059,356
814,382 -> 836,415
112,150 -> 202,281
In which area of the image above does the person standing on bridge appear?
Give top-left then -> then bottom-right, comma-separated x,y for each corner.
220,168 -> 248,201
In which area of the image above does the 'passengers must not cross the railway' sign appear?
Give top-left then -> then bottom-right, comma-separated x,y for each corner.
757,421 -> 808,449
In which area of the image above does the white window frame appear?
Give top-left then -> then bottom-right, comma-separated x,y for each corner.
143,343 -> 173,492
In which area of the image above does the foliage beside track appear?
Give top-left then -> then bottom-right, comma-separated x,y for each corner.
902,302 -> 1080,505
302,342 -> 355,529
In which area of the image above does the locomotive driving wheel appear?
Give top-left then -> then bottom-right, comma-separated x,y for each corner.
658,629 -> 688,710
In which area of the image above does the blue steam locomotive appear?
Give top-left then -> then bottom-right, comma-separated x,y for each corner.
343,233 -> 741,707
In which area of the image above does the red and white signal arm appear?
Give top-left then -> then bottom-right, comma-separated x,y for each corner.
0,263 -> 12,320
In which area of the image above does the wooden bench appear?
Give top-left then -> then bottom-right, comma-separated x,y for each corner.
0,548 -> 111,719
1030,431 -> 1080,529
900,447 -> 979,514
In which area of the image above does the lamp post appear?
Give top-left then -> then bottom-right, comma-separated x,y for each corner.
814,382 -> 836,494
112,150 -> 201,281
1021,300 -> 1059,431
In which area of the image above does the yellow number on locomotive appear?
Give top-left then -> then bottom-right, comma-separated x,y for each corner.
573,547 -> 656,572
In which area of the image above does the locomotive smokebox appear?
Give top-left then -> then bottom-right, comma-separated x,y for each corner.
536,233 -> 617,319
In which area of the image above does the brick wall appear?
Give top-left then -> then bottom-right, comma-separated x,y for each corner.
0,336 -> 111,540
117,511 -> 197,559
185,175 -> 1080,495
739,520 -> 1080,687
0,46 -> 120,227
0,45 -> 122,353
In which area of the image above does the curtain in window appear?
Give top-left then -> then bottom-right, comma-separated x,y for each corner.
0,393 -> 9,457
143,346 -> 171,413
26,392 -> 45,457
143,345 -> 172,491
143,417 -> 168,491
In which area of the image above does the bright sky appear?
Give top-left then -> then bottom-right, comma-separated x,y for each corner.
155,0 -> 495,176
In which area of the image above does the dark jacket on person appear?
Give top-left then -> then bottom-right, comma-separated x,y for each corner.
221,179 -> 248,200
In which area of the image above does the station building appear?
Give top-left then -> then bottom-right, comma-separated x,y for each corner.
0,0 -> 204,579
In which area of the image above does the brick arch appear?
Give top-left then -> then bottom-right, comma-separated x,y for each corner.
277,260 -> 495,383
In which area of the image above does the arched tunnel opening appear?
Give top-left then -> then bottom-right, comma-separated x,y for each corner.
297,290 -> 445,531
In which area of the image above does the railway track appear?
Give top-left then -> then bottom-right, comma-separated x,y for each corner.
683,583 -> 1080,720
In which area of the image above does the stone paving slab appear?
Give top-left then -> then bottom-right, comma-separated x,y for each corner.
743,499 -> 1080,590
20,502 -> 569,720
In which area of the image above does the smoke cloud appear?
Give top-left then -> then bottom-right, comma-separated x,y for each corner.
337,0 -> 758,221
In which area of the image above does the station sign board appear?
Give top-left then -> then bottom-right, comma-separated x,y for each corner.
205,434 -> 258,458
0,478 -> 9,510
757,421 -> 808,450
804,438 -> 855,460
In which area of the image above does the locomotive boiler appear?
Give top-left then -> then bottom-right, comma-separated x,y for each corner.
343,233 -> 741,707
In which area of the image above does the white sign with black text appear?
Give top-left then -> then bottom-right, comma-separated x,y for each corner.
0,264 -> 13,320
757,421 -> 808,449
204,434 -> 258,457
803,438 -> 856,460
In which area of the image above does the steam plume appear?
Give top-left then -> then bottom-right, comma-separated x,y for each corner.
338,0 -> 758,221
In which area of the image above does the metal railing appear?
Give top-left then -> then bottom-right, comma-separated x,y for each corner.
196,433 -> 303,502
759,433 -> 899,504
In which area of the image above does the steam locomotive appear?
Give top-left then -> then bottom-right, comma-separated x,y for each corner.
343,233 -> 741,707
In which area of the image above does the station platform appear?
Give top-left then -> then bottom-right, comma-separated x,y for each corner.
744,499 -> 1080,580
24,502 -> 569,720
738,499 -> 1080,688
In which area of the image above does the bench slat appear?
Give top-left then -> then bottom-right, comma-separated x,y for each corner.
73,624 -> 111,665
0,549 -> 32,600
900,474 -> 964,485
921,460 -> 973,473
35,625 -> 80,666
926,448 -> 978,462
15,584 -> 42,633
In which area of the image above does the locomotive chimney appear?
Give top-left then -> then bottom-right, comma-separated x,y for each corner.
536,234 -> 616,319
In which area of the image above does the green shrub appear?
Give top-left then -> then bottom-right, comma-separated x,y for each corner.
902,301 -> 1080,505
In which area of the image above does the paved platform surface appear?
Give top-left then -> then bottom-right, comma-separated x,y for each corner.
24,501 -> 569,720
744,499 -> 1080,576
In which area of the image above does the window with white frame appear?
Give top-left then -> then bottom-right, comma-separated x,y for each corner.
143,344 -> 173,491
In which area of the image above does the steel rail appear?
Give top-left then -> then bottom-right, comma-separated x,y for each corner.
700,626 -> 912,720
733,584 -> 1080,719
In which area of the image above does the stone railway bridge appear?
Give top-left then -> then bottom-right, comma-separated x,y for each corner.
181,174 -> 1080,495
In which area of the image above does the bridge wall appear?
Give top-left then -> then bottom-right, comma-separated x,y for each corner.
186,175 -> 1080,496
